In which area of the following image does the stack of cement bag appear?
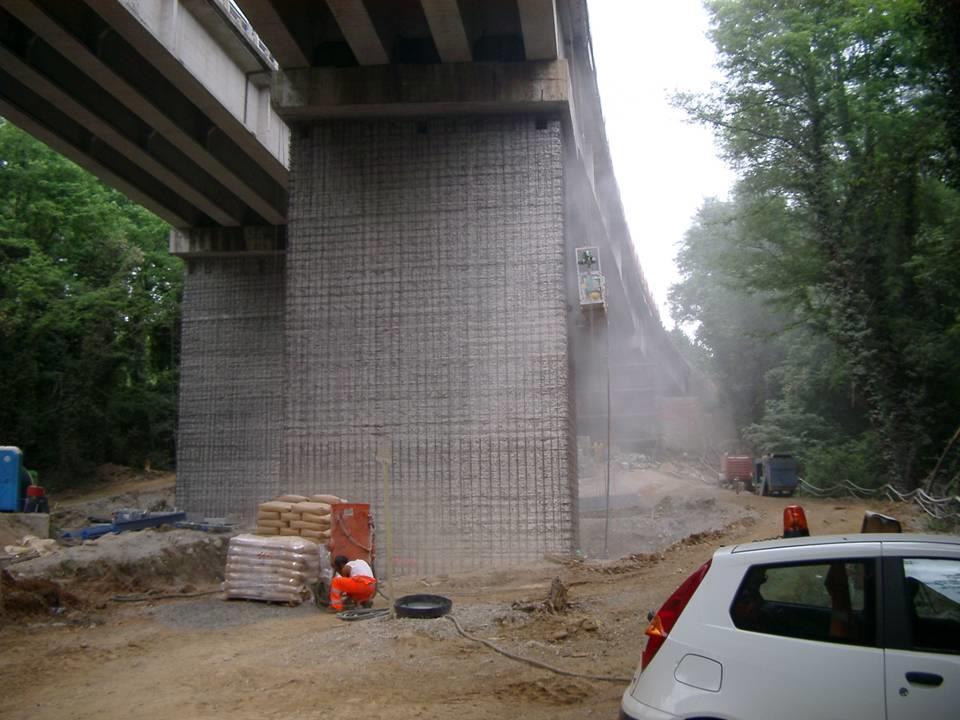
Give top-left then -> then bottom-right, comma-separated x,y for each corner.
222,534 -> 320,604
254,493 -> 346,543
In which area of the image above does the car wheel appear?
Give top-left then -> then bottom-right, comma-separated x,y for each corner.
394,593 -> 452,619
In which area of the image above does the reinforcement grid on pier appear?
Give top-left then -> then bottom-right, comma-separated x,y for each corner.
176,117 -> 576,574
283,117 -> 575,574
177,255 -> 286,515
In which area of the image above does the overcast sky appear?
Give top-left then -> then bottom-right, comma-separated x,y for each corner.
587,0 -> 737,324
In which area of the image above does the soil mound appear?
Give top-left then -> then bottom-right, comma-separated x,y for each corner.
0,571 -> 82,621
14,530 -> 228,599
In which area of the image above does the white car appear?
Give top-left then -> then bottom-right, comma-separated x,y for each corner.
621,533 -> 960,720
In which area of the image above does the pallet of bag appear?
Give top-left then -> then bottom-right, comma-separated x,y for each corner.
254,494 -> 346,542
222,534 -> 320,604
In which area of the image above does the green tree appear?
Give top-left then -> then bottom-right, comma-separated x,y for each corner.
670,197 -> 791,433
0,119 -> 181,486
676,0 -> 960,489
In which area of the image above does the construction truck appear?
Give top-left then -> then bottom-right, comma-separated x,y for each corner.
719,453 -> 799,496
718,455 -> 754,493
752,454 -> 799,496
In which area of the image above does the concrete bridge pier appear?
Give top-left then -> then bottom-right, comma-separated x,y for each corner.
174,64 -> 581,572
172,227 -> 286,517
282,115 -> 576,573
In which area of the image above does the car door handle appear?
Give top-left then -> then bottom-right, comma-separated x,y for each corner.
905,672 -> 943,687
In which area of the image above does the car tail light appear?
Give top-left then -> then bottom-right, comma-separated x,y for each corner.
641,559 -> 712,670
783,505 -> 810,538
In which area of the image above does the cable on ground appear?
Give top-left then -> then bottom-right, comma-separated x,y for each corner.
336,607 -> 390,621
445,613 -> 632,684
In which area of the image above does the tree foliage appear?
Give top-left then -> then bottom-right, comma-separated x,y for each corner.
673,0 -> 960,490
0,120 -> 181,486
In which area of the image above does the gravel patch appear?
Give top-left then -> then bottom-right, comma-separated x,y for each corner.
143,596 -> 318,630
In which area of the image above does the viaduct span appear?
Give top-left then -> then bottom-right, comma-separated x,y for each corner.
0,0 -> 690,572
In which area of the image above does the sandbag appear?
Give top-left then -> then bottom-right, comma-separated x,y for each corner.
300,512 -> 331,525
309,494 -> 345,505
221,583 -> 310,604
228,544 -> 318,562
229,534 -> 320,555
256,511 -> 281,521
294,501 -> 332,514
279,527 -> 301,536
257,519 -> 287,529
226,562 -> 316,580
223,534 -> 320,605
290,519 -> 329,531
280,512 -> 302,522
300,528 -> 331,540
259,500 -> 294,513
224,572 -> 307,586
226,559 -> 312,576
275,494 -> 308,503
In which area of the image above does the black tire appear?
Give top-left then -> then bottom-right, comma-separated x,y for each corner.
394,593 -> 452,619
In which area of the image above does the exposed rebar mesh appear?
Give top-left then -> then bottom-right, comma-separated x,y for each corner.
177,256 -> 285,516
284,117 -> 575,574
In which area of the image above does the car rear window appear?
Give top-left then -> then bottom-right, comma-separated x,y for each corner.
730,560 -> 877,646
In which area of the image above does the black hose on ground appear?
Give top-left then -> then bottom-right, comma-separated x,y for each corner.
445,613 -> 632,683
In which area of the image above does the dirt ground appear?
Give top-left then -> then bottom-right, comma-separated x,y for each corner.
0,468 -> 932,720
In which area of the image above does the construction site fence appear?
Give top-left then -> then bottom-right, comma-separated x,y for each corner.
798,479 -> 960,521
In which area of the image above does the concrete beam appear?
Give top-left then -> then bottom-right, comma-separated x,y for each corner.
420,0 -> 471,63
518,0 -> 559,60
326,0 -> 389,66
180,0 -> 275,73
273,60 -> 570,120
0,97 -> 192,228
234,1 -> 309,68
97,1 -> 289,187
169,225 -> 286,257
3,0 -> 287,225
0,43 -> 242,227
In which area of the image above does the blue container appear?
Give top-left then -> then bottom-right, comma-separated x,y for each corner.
0,446 -> 24,512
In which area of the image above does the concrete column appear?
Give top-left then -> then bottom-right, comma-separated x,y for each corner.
282,116 -> 576,574
176,255 -> 286,518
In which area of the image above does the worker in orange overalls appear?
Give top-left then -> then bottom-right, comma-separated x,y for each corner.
329,555 -> 377,611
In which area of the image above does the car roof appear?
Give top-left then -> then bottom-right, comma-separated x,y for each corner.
727,533 -> 960,554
